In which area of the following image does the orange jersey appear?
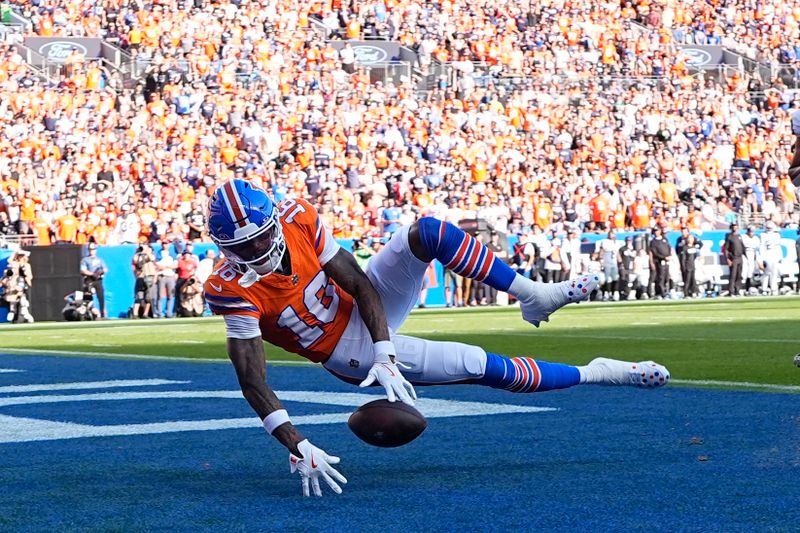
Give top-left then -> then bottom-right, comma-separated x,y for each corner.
204,198 -> 353,363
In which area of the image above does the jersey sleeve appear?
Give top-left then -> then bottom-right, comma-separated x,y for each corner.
291,198 -> 341,265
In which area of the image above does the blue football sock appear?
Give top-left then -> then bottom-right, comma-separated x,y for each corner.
477,352 -> 581,392
417,217 -> 516,291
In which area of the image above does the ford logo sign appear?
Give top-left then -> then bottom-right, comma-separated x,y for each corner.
39,41 -> 88,62
353,45 -> 388,64
679,48 -> 713,67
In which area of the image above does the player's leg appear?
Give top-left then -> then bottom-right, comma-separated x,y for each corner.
364,225 -> 430,332
408,218 -> 599,326
392,335 -> 670,389
325,328 -> 669,389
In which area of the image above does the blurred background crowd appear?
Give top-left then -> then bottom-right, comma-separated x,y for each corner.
0,0 -> 798,318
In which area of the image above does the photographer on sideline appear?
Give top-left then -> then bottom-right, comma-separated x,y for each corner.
1,250 -> 34,323
175,245 -> 199,312
80,243 -> 107,318
62,290 -> 99,321
176,277 -> 204,317
132,244 -> 156,318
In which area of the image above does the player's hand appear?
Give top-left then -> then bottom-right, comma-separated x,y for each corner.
289,439 -> 347,497
359,342 -> 417,406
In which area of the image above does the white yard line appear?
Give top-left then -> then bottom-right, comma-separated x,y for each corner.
0,379 -> 190,394
409,329 -> 799,344
670,379 -> 800,393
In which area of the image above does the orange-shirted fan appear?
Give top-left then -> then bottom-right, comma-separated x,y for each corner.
204,181 -> 353,363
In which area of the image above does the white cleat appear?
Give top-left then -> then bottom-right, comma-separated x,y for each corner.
519,274 -> 600,327
585,357 -> 670,388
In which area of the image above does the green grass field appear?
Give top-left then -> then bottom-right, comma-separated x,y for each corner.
1,297 -> 798,391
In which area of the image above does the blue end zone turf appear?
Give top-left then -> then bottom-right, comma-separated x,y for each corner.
0,353 -> 798,531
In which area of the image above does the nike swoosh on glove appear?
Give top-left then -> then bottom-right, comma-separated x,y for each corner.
359,344 -> 417,406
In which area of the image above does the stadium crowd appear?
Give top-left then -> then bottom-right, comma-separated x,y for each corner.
0,0 -> 799,316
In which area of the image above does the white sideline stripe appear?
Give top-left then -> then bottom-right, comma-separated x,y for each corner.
0,347 -> 315,365
0,390 -> 555,443
464,331 -> 799,344
0,379 -> 190,394
671,379 -> 800,392
0,369 -> 24,373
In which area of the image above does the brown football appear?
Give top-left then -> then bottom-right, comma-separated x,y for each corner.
347,399 -> 427,448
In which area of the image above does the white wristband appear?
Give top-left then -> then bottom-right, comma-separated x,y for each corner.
373,340 -> 396,361
263,409 -> 291,435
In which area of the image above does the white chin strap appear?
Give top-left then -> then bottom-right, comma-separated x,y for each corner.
236,246 -> 285,288
238,267 -> 261,288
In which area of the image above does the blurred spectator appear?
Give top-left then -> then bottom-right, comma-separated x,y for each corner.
175,247 -> 199,312
678,234 -> 702,297
0,250 -> 33,323
155,242 -> 178,318
724,223 -> 745,296
618,236 -> 636,300
759,221 -> 782,294
131,244 -> 156,318
742,226 -> 761,291
80,243 -> 107,318
196,249 -> 218,283
650,226 -> 672,299
176,277 -> 204,317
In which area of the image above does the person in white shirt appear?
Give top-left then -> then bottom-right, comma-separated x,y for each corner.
565,228 -> 584,277
759,221 -> 783,295
596,230 -> 622,300
632,248 -> 652,299
741,226 -> 761,292
197,249 -> 217,284
155,243 -> 178,318
543,230 -> 569,283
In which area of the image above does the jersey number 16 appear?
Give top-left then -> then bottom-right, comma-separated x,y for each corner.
277,271 -> 340,348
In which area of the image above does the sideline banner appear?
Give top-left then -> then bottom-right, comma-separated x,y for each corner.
23,37 -> 103,63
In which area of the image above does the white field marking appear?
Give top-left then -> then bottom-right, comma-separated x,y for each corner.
0,379 -> 190,394
670,379 -> 800,393
0,317 -> 218,330
0,347 -> 315,365
90,344 -> 122,348
0,369 -> 24,374
629,322 -> 661,325
0,390 -> 555,444
414,330 -> 799,344
176,340 -> 204,344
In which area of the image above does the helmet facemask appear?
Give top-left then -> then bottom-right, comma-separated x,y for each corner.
214,215 -> 286,285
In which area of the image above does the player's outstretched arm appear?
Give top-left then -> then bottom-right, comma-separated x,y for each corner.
323,249 -> 417,405
227,337 -> 346,496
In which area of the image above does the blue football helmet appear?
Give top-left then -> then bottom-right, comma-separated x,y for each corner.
207,179 -> 286,280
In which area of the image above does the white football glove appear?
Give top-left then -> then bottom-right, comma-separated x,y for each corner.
289,439 -> 347,497
359,341 -> 417,406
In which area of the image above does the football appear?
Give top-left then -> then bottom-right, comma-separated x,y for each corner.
347,399 -> 427,448
794,354 -> 800,367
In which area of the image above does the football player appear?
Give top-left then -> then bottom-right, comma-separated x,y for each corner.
204,180 -> 670,497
